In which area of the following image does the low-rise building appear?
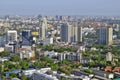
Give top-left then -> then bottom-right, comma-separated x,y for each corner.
105,66 -> 112,72
113,67 -> 120,72
106,52 -> 113,61
0,57 -> 9,62
58,53 -> 66,61
43,38 -> 54,45
0,47 -> 4,52
58,52 -> 79,61
44,51 -> 58,58
5,42 -> 15,53
32,72 -> 59,80
22,68 -> 36,77
18,48 -> 35,59
58,52 -> 90,64
92,69 -> 114,79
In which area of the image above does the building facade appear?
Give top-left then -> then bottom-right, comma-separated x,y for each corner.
21,30 -> 31,46
60,23 -> 82,43
98,27 -> 113,45
32,72 -> 58,80
0,36 -> 5,47
39,18 -> 48,40
6,30 -> 17,43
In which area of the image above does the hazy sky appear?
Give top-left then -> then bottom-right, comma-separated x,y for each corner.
0,0 -> 120,16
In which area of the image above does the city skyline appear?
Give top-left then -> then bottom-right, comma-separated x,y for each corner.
0,0 -> 120,16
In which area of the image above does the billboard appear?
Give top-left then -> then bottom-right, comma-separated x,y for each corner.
31,31 -> 39,36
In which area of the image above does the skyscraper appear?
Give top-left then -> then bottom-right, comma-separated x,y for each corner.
21,30 -> 31,46
98,26 -> 113,45
6,30 -> 17,53
61,23 -> 72,43
78,24 -> 82,42
39,17 -> 48,40
60,23 -> 82,43
6,30 -> 17,43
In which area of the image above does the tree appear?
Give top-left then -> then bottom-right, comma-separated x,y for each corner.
51,64 -> 59,70
0,51 -> 10,57
21,75 -> 29,80
15,63 -> 21,69
89,62 -> 95,67
10,55 -> 21,62
106,61 -> 112,66
41,57 -> 54,63
4,61 -> 15,71
59,67 -> 71,75
9,73 -> 18,78
20,61 -> 29,70
33,62 -> 46,68
61,77 -> 67,80
1,75 -> 5,80
84,69 -> 93,74
58,60 -> 70,66
0,65 -> 2,72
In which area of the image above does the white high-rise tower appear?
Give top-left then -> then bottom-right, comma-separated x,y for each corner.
39,17 -> 48,40
6,30 -> 17,43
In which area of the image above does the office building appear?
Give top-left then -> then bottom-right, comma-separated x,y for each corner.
5,30 -> 18,53
98,27 -> 113,45
60,23 -> 82,43
6,30 -> 17,43
21,30 -> 31,46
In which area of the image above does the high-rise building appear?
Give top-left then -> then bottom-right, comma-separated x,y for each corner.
113,24 -> 120,31
73,23 -> 82,42
98,26 -> 113,45
39,17 -> 48,40
21,30 -> 31,46
78,25 -> 82,42
6,30 -> 17,43
5,30 -> 18,53
60,23 -> 82,43
61,23 -> 72,43
0,36 -> 5,47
